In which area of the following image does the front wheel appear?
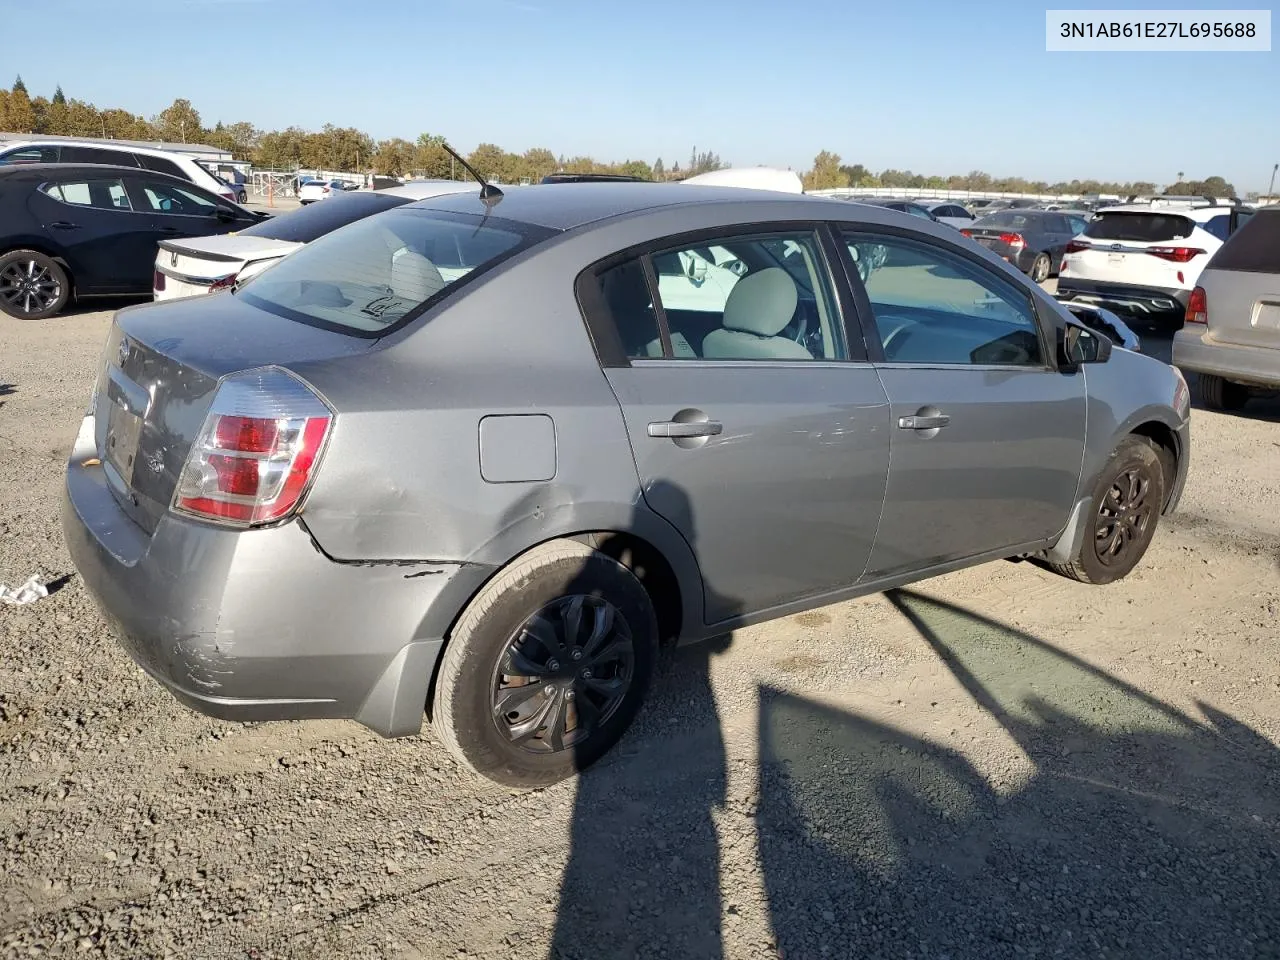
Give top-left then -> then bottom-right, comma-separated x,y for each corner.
1030,253 -> 1051,284
431,539 -> 658,788
0,250 -> 71,320
1049,435 -> 1166,585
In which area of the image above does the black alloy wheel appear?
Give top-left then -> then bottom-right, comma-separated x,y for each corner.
0,251 -> 70,320
492,595 -> 635,755
1093,465 -> 1155,569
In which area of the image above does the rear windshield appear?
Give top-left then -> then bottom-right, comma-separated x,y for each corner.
239,208 -> 551,335
239,192 -> 407,243
1084,212 -> 1194,242
1206,210 -> 1280,274
975,211 -> 1037,229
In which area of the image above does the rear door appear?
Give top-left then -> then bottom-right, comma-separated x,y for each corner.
30,173 -> 154,292
839,227 -> 1087,578
1199,210 -> 1280,350
581,225 -> 891,624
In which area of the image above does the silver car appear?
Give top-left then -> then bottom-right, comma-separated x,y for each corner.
62,184 -> 1191,787
1172,206 -> 1280,410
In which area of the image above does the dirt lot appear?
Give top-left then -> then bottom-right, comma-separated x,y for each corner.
2,304 -> 1279,960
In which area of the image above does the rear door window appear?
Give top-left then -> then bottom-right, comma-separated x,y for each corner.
1084,212 -> 1194,242
40,178 -> 132,211
0,145 -> 60,164
61,146 -> 136,166
136,155 -> 189,181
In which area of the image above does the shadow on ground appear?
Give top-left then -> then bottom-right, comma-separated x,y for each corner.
549,585 -> 1280,960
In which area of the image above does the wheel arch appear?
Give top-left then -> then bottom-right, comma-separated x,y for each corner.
0,243 -> 77,292
1128,419 -> 1180,512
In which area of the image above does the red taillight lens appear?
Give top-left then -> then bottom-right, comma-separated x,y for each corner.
1064,240 -> 1090,254
208,273 -> 238,292
1185,286 -> 1207,324
174,368 -> 332,527
960,229 -> 973,238
1147,246 -> 1205,263
999,233 -> 1025,247
153,268 -> 166,292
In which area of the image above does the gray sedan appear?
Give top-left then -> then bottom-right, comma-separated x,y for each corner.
62,184 -> 1191,787
963,209 -> 1091,283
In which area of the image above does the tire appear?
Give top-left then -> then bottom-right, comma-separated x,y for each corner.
431,539 -> 659,788
237,191 -> 248,204
1030,253 -> 1051,284
1049,435 -> 1166,585
1197,373 -> 1249,412
0,249 -> 71,320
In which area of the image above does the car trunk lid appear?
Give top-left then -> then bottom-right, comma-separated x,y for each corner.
91,293 -> 370,535
1197,212 -> 1280,349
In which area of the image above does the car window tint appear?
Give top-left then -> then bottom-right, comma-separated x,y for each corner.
1201,215 -> 1230,242
844,232 -> 1044,367
1084,213 -> 1193,242
41,178 -> 131,211
906,205 -> 933,218
1206,210 -> 1280,273
591,259 -> 664,359
240,208 -> 546,335
137,155 -> 187,180
136,180 -> 217,215
239,192 -> 407,242
0,146 -> 60,165
1067,216 -> 1089,234
647,230 -> 844,361
61,146 -> 135,166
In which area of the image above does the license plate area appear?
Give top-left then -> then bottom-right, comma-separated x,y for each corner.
105,401 -> 142,482
1108,253 -> 1126,264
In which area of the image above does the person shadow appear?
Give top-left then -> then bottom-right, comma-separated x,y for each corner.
756,587 -> 1280,959
547,479 -> 740,960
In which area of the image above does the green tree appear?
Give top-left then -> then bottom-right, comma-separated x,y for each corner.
467,142 -> 515,182
803,150 -> 848,190
617,159 -> 654,180
521,147 -> 558,183
155,98 -> 203,143
373,137 -> 415,176
414,134 -> 454,179
52,85 -> 66,106
12,75 -> 27,96
653,157 -> 666,180
839,163 -> 870,187
99,108 -> 152,140
7,78 -> 34,132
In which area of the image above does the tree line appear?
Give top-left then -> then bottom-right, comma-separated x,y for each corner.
0,80 -> 1239,196
803,150 -> 1238,198
0,80 -> 724,183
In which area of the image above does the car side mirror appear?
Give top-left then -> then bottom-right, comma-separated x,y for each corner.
1059,320 -> 1112,367
214,206 -> 237,221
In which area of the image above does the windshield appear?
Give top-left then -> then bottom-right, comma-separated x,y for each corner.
240,208 -> 550,335
238,192 -> 409,243
1084,212 -> 1194,242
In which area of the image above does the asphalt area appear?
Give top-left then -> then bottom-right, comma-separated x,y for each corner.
1,296 -> 1279,960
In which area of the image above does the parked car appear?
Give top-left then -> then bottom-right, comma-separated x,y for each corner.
1057,200 -> 1253,324
153,180 -> 479,301
920,201 -> 976,229
298,179 -> 347,204
63,184 -> 1190,788
0,163 -> 261,320
0,140 -> 239,202
856,198 -> 940,221
1172,206 -> 1280,410
961,209 -> 1084,283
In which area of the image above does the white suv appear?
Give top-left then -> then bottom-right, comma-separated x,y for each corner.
1057,199 -> 1252,324
0,140 -> 237,202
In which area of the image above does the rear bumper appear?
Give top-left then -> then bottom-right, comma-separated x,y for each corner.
1172,328 -> 1280,389
1057,279 -> 1189,317
61,415 -> 490,737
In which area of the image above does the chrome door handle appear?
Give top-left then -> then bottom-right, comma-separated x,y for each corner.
898,414 -> 951,430
647,420 -> 723,438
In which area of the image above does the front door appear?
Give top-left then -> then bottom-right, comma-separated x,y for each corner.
588,228 -> 892,625
125,175 -> 246,249
840,229 -> 1088,580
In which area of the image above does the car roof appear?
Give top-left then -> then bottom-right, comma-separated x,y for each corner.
1,139 -> 193,162
0,161 -> 189,183
1094,203 -> 1237,221
405,181 -> 833,231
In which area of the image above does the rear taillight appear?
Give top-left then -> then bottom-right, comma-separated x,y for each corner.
960,229 -> 973,238
173,367 -> 333,527
999,232 -> 1025,248
208,273 -> 238,292
1185,286 -> 1207,324
153,269 -> 166,292
1064,240 -> 1091,254
1147,246 -> 1205,263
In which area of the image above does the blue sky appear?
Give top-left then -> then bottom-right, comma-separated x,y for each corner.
18,0 -> 1280,190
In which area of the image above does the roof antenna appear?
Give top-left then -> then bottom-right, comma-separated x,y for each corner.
439,140 -> 504,208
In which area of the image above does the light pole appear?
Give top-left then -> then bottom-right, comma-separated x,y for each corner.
1268,163 -> 1279,203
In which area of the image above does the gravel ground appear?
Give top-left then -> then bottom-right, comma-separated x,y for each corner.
2,304 -> 1279,960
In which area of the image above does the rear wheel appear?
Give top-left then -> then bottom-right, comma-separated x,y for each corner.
431,539 -> 658,788
1030,253 -> 1051,284
0,250 -> 70,320
1049,435 -> 1165,585
1197,374 -> 1249,412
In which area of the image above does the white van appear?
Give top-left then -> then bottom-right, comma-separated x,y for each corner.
0,140 -> 238,202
